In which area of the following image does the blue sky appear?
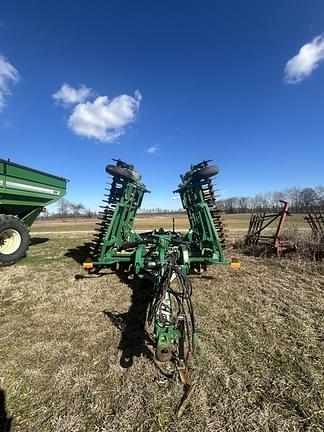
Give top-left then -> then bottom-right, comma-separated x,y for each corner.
1,0 -> 324,210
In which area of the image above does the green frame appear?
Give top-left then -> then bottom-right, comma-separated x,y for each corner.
89,161 -> 230,354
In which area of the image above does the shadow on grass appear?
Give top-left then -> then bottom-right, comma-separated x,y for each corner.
103,273 -> 154,369
64,243 -> 111,279
65,242 -> 155,368
64,242 -> 92,265
189,274 -> 215,280
66,245 -> 175,378
30,237 -> 49,246
0,389 -> 11,432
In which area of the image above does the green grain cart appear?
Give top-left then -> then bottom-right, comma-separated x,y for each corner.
0,159 -> 67,266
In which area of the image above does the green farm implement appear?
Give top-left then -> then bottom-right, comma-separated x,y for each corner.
84,159 -> 237,414
0,159 -> 67,265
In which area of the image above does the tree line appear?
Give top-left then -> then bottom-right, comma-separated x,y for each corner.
217,186 -> 324,213
41,186 -> 323,219
40,198 -> 97,219
140,186 -> 324,214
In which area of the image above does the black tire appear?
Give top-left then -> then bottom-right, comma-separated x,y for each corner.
193,165 -> 219,179
105,165 -> 140,180
183,170 -> 194,182
0,215 -> 30,266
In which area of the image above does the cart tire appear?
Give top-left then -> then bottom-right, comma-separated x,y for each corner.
0,215 -> 30,266
193,165 -> 219,179
105,165 -> 140,180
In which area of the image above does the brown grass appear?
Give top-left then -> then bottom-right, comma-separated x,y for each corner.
32,213 -> 309,236
237,225 -> 323,260
0,229 -> 323,431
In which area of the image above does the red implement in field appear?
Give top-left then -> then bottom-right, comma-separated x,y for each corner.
304,211 -> 324,239
244,201 -> 291,255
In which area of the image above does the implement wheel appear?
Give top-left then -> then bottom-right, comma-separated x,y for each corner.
105,165 -> 140,181
193,165 -> 219,179
0,215 -> 30,266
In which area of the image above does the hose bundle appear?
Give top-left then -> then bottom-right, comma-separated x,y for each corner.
148,258 -> 196,356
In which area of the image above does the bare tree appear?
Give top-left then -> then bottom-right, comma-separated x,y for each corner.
285,187 -> 301,210
57,198 -> 70,217
70,202 -> 86,217
300,188 -> 318,212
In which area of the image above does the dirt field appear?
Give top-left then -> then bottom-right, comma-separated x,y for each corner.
1,218 -> 323,431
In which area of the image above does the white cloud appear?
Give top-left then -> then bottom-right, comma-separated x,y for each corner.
53,84 -> 142,143
284,35 -> 324,84
0,55 -> 20,112
53,83 -> 93,105
146,145 -> 158,154
134,89 -> 142,101
68,93 -> 141,142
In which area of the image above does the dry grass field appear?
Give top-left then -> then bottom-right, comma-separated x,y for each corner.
1,215 -> 323,431
31,213 -> 308,237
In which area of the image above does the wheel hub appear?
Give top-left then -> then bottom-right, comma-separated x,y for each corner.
0,229 -> 21,255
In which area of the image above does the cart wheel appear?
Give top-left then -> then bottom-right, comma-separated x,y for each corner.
0,215 -> 30,266
105,165 -> 140,181
193,165 -> 219,179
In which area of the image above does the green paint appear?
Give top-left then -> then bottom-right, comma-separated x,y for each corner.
0,159 -> 67,227
91,160 -> 230,361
